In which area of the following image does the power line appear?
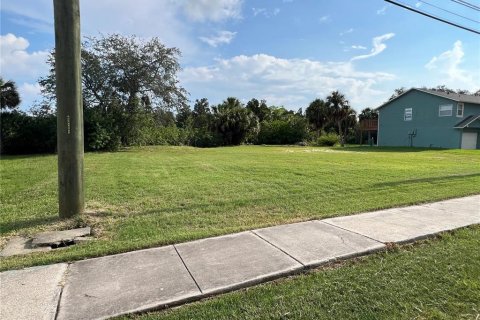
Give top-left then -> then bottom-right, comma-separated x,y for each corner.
451,0 -> 480,11
385,0 -> 480,35
419,0 -> 480,24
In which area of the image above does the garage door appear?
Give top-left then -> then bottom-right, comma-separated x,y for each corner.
461,132 -> 478,149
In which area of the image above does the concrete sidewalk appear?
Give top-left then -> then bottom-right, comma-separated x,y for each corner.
1,195 -> 479,320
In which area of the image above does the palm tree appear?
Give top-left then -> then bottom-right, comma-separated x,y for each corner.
326,91 -> 350,146
0,78 -> 21,110
305,98 -> 329,137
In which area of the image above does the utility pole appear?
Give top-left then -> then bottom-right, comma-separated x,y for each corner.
53,0 -> 84,218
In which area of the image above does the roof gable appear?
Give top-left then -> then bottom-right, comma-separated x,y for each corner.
377,88 -> 480,110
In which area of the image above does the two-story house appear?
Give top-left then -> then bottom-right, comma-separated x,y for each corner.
377,88 -> 480,149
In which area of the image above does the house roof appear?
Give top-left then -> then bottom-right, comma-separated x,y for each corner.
454,114 -> 480,129
376,88 -> 480,110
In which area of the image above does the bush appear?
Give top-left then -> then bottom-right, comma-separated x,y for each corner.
257,118 -> 308,145
190,129 -> 222,148
1,111 -> 56,154
316,133 -> 339,146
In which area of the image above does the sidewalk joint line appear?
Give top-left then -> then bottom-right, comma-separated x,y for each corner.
173,245 -> 203,294
54,263 -> 71,320
250,230 -> 305,266
321,221 -> 385,244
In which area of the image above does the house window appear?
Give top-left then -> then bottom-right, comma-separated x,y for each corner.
439,104 -> 453,117
404,108 -> 412,121
457,103 -> 464,117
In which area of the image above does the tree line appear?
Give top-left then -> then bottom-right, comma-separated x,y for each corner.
1,34 -> 477,154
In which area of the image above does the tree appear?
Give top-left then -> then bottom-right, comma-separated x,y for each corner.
305,99 -> 329,136
40,34 -> 189,148
358,107 -> 378,121
0,78 -> 21,110
388,87 -> 407,101
246,98 -> 269,122
326,91 -> 350,147
39,34 -> 188,111
212,97 -> 259,145
192,98 -> 212,129
176,105 -> 192,129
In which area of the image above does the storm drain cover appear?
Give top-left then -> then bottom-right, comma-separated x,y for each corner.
0,227 -> 92,258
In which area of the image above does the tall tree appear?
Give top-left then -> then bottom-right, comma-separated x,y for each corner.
246,98 -> 269,122
0,78 -> 21,110
39,34 -> 188,111
326,91 -> 350,147
212,97 -> 259,145
305,98 -> 329,136
192,98 -> 212,129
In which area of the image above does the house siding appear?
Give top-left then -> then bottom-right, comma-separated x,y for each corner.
378,90 -> 480,149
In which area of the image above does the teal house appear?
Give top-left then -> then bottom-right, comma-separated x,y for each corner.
377,88 -> 480,149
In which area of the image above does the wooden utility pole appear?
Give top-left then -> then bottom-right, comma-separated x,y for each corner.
53,0 -> 84,218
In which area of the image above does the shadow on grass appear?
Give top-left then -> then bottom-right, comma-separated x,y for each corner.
373,173 -> 480,188
338,146 -> 446,153
0,153 -> 56,161
0,215 -> 60,234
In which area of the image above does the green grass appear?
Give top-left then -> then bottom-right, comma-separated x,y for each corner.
1,146 -> 479,271
121,226 -> 480,320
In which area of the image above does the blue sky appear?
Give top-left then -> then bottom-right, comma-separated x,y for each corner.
1,0 -> 479,112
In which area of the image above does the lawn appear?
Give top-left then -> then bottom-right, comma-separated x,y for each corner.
121,226 -> 480,320
1,145 -> 480,271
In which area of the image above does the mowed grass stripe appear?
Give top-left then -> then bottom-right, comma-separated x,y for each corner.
1,146 -> 479,271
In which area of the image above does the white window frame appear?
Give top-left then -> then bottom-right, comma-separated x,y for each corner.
457,103 -> 464,117
404,108 -> 412,121
438,104 -> 453,117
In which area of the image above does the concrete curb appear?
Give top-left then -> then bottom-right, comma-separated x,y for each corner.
1,195 -> 478,320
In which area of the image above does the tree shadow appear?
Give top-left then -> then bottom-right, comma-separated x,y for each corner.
373,173 -> 480,188
0,154 -> 55,161
338,146 -> 446,153
0,215 -> 61,234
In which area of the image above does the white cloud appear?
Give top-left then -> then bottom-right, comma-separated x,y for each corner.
351,45 -> 367,50
18,82 -> 43,106
252,8 -> 267,16
425,41 -> 479,91
179,0 -> 243,22
351,33 -> 395,61
318,15 -> 330,23
0,33 -> 50,80
339,28 -> 354,36
0,0 -> 244,63
377,5 -> 388,15
199,31 -> 237,47
181,54 -> 395,109
252,7 -> 280,18
415,2 -> 422,8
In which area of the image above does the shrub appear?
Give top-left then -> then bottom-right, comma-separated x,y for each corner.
257,117 -> 308,145
316,132 -> 339,146
0,111 -> 56,154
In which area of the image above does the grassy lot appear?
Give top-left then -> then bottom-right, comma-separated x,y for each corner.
121,226 -> 480,320
1,146 -> 479,270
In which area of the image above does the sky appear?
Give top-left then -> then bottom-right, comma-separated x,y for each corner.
1,0 -> 479,112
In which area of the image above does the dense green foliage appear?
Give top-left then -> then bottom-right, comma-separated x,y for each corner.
0,34 -> 363,155
124,226 -> 480,320
1,146 -> 479,270
315,132 -> 340,146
